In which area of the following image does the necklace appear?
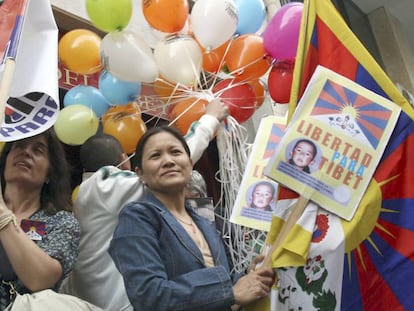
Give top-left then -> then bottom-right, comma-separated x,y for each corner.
174,214 -> 197,234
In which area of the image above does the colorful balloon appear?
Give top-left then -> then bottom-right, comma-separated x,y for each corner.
152,77 -> 183,102
72,185 -> 80,203
234,0 -> 266,35
154,35 -> 202,87
101,30 -> 159,83
102,103 -> 147,154
263,2 -> 303,60
54,105 -> 99,145
190,0 -> 238,50
64,85 -> 110,117
201,41 -> 229,73
225,34 -> 271,81
267,60 -> 294,103
248,79 -> 266,107
99,71 -> 141,105
168,97 -> 208,135
86,0 -> 132,32
142,0 -> 189,33
58,29 -> 102,75
213,79 -> 257,123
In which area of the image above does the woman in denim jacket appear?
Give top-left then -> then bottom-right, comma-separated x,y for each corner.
109,126 -> 275,311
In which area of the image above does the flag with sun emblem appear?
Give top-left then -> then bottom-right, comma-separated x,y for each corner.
264,66 -> 400,221
257,0 -> 414,310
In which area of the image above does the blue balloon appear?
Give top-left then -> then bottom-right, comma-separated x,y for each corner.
235,0 -> 266,35
98,71 -> 142,105
64,85 -> 110,117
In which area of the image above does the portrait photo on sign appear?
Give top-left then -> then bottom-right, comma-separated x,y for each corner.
245,180 -> 277,212
285,137 -> 322,174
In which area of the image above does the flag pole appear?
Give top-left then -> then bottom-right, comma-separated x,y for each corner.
287,0 -> 311,123
0,59 -> 15,125
0,0 -> 29,126
261,196 -> 309,269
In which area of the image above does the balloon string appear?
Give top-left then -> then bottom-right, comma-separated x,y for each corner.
215,117 -> 265,273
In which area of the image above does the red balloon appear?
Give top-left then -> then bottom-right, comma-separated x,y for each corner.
213,79 -> 257,123
248,79 -> 266,108
267,60 -> 294,103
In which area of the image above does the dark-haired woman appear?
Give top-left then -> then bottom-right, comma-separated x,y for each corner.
0,128 -> 80,309
109,126 -> 274,311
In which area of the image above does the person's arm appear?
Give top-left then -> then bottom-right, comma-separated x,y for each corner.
231,256 -> 275,305
0,208 -> 80,291
184,99 -> 229,163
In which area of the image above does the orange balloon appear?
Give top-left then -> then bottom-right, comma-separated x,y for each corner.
142,0 -> 189,33
102,103 -> 147,154
168,97 -> 208,135
59,29 -> 102,75
152,77 -> 183,101
202,40 -> 229,73
225,34 -> 271,82
248,79 -> 266,107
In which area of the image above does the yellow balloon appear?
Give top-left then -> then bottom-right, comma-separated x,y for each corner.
58,29 -> 102,75
72,185 -> 80,203
54,105 -> 99,145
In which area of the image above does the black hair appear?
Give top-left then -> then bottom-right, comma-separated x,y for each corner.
292,139 -> 317,159
80,134 -> 124,172
135,126 -> 190,170
0,128 -> 72,214
252,181 -> 276,197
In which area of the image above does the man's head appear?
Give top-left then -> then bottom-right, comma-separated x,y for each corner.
80,134 -> 131,172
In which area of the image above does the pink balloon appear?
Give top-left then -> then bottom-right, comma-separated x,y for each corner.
263,3 -> 303,60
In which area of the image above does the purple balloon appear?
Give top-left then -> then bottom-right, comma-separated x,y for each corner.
263,2 -> 303,60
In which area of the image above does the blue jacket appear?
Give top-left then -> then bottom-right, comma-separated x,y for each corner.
109,191 -> 241,311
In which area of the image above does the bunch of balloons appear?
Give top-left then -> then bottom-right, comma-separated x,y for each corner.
55,0 -> 303,147
264,2 -> 303,103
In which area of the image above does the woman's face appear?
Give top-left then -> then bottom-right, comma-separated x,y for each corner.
4,135 -> 50,188
137,131 -> 193,193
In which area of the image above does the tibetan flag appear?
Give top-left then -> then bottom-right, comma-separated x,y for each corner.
264,0 -> 414,310
0,0 -> 60,141
288,0 -> 413,119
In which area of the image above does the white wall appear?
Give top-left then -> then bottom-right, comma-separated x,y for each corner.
50,0 -> 88,19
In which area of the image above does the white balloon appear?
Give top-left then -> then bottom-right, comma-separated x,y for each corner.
127,0 -> 170,49
100,30 -> 159,83
154,35 -> 202,87
190,0 -> 238,50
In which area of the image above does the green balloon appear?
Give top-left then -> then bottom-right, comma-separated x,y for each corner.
86,0 -> 132,32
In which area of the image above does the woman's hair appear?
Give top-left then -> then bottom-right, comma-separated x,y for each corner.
80,133 -> 124,172
135,126 -> 190,170
186,170 -> 207,198
0,128 -> 73,214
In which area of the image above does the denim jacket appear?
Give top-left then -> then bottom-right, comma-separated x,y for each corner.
109,191 -> 242,311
